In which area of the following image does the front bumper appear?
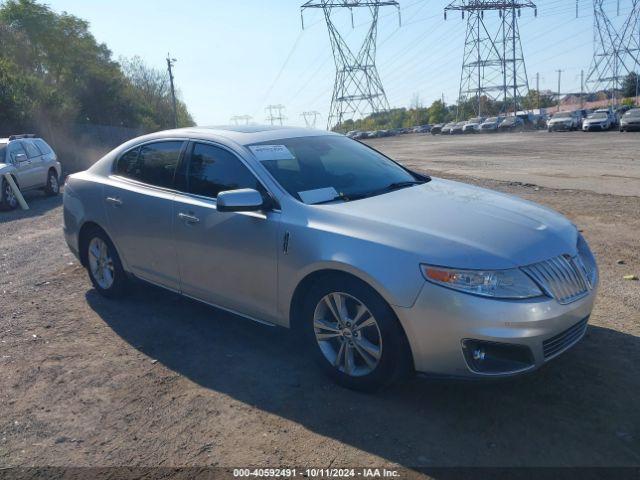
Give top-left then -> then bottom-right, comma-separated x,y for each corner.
621,123 -> 640,131
394,281 -> 597,378
583,123 -> 608,131
548,123 -> 573,131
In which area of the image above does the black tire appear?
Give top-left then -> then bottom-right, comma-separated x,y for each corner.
0,177 -> 19,211
82,226 -> 128,298
301,275 -> 412,392
44,169 -> 60,196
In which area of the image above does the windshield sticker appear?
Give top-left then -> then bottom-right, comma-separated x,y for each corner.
249,145 -> 295,162
298,187 -> 339,205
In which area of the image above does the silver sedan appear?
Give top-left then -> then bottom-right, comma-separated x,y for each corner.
63,126 -> 598,391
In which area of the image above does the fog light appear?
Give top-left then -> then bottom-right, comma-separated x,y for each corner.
462,340 -> 534,375
473,348 -> 486,361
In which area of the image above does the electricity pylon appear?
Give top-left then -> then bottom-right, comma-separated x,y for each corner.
585,0 -> 640,106
445,1 -> 536,118
230,115 -> 253,125
301,111 -> 321,128
301,1 -> 400,130
266,105 -> 287,125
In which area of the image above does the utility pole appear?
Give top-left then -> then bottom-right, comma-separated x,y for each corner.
556,69 -> 563,112
166,53 -> 178,129
536,72 -> 540,111
580,69 -> 585,109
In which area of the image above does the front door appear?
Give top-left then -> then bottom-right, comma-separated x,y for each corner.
172,141 -> 281,322
7,142 -> 38,189
104,140 -> 185,291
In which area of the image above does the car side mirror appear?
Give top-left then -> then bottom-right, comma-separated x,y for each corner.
14,153 -> 27,164
217,188 -> 267,213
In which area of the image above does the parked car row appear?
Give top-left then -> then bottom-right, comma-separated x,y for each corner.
432,114 -> 544,135
346,124 -> 433,140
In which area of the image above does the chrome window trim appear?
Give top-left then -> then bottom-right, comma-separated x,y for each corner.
110,137 -> 280,213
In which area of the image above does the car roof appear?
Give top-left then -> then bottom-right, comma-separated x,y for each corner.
147,125 -> 339,146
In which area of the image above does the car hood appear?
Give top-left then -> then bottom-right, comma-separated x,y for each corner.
0,162 -> 16,175
318,178 -> 578,270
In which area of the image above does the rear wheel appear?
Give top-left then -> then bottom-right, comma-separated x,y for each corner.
83,227 -> 127,298
0,177 -> 18,211
302,276 -> 412,392
44,169 -> 60,196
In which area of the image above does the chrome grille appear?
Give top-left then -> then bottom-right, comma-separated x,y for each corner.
543,317 -> 589,359
521,255 -> 589,304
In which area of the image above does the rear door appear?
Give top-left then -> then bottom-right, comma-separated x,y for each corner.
172,141 -> 281,321
104,140 -> 186,291
22,140 -> 46,187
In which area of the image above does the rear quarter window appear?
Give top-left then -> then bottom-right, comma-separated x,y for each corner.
34,139 -> 53,154
115,141 -> 184,189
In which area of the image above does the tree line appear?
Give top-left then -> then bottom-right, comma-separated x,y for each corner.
0,0 -> 194,138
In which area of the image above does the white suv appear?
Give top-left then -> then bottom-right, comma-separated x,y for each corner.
0,134 -> 62,210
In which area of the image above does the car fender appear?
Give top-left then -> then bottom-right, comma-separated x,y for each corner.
0,162 -> 17,176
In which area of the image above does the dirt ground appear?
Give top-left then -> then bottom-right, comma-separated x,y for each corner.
1,132 -> 639,472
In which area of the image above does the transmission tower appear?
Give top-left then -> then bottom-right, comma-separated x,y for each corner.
301,111 -> 321,128
445,1 -> 536,118
230,115 -> 253,125
266,105 -> 287,125
585,0 -> 640,106
300,1 -> 400,130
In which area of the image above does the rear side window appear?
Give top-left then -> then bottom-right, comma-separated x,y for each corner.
23,141 -> 41,159
34,139 -> 53,155
115,141 -> 183,189
186,143 -> 260,198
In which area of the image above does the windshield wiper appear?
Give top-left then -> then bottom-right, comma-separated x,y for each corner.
312,180 -> 425,205
383,180 -> 426,192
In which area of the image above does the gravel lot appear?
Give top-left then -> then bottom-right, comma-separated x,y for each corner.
1,132 -> 639,471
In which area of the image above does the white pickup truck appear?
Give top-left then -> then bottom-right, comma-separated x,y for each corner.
0,134 -> 62,210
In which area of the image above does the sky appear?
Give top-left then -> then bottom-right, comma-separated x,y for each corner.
44,0 -> 636,128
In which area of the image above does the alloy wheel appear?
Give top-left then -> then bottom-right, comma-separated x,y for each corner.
88,237 -> 115,289
4,182 -> 17,208
313,292 -> 382,377
49,173 -> 59,193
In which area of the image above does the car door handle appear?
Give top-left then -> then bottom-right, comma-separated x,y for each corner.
178,212 -> 200,224
105,196 -> 123,206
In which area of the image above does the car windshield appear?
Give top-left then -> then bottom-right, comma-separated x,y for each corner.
503,117 -> 516,124
624,109 -> 640,117
486,117 -> 498,122
553,112 -> 572,118
469,118 -> 482,123
589,113 -> 608,119
249,136 -> 423,204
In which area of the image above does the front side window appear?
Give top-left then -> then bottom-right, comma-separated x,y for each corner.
186,143 -> 260,198
249,135 -> 420,203
7,142 -> 27,163
115,141 -> 183,188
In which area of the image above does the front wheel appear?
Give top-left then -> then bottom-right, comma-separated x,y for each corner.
0,177 -> 19,211
83,227 -> 128,298
44,169 -> 60,196
302,276 -> 412,392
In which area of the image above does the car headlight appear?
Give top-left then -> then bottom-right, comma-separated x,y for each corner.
576,233 -> 597,287
421,264 -> 543,299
